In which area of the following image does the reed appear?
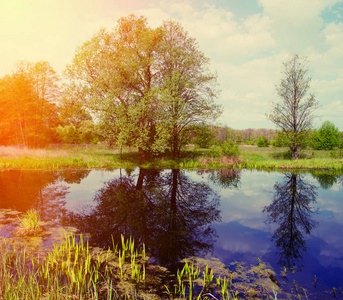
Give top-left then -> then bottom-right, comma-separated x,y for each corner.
17,209 -> 42,236
0,230 -> 331,299
0,232 -> 148,300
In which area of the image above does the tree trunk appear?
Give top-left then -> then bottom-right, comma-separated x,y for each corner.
138,147 -> 147,162
292,143 -> 299,159
171,133 -> 180,159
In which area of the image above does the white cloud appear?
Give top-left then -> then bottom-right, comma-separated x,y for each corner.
258,0 -> 338,53
1,0 -> 342,129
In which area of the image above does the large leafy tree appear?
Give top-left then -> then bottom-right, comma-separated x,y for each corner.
267,55 -> 319,159
158,20 -> 221,157
65,15 -> 221,160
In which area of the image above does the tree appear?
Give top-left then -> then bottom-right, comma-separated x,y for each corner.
313,120 -> 340,150
0,61 -> 60,146
65,15 -> 221,161
267,55 -> 319,159
58,85 -> 93,128
158,20 -> 221,157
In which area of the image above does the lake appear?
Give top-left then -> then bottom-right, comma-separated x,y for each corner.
1,168 -> 342,298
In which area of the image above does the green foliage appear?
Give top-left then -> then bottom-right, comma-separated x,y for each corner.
78,120 -> 99,144
0,61 -> 60,147
65,15 -> 221,161
256,136 -> 269,147
312,120 -> 340,150
207,145 -> 222,158
271,131 -> 289,147
55,120 -> 101,144
56,125 -> 79,144
58,91 -> 93,128
207,141 -> 240,158
193,124 -> 215,148
221,141 -> 240,156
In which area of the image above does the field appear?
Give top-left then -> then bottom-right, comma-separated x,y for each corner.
0,144 -> 343,170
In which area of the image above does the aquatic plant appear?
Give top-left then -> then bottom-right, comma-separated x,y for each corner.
0,233 -> 149,299
17,209 -> 42,236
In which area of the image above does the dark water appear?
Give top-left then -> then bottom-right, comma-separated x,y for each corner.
1,168 -> 343,298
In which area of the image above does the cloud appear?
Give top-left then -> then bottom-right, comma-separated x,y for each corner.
159,3 -> 277,62
258,0 -> 338,53
1,0 -> 342,129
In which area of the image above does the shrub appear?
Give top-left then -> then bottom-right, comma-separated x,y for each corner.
271,131 -> 289,147
207,141 -> 240,158
56,125 -> 80,144
312,121 -> 340,150
193,124 -> 215,148
220,141 -> 240,156
256,136 -> 269,147
207,145 -> 222,158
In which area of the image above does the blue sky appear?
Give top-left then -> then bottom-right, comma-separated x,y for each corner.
1,0 -> 342,129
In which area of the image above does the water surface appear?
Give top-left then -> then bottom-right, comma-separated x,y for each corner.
1,168 -> 342,298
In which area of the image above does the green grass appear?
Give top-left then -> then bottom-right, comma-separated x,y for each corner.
0,232 -> 149,299
0,144 -> 342,171
239,146 -> 343,170
18,209 -> 42,236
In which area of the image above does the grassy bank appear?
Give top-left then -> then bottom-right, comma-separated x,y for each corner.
238,146 -> 343,170
0,144 -> 343,171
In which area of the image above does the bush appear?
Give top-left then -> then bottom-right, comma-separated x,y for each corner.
256,136 -> 269,147
271,131 -> 289,147
193,124 -> 215,148
220,141 -> 240,156
56,125 -> 80,143
312,121 -> 340,150
207,145 -> 222,158
207,141 -> 240,158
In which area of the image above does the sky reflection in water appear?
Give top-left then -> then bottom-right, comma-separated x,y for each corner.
1,168 -> 343,296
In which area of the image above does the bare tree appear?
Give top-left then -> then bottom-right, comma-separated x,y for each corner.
267,55 -> 319,159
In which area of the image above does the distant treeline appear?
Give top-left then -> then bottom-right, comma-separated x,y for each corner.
190,124 -> 343,150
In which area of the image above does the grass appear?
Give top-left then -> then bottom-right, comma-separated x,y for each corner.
0,144 -> 343,171
17,209 -> 42,236
0,232 -> 150,299
239,146 -> 343,170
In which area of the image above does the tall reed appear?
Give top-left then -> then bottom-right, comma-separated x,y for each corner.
0,233 -> 147,299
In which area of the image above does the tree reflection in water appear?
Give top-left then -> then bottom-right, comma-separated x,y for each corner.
198,168 -> 241,189
0,170 -> 90,223
62,168 -> 221,271
263,173 -> 318,270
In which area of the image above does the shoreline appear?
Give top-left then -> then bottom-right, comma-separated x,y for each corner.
0,145 -> 342,171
